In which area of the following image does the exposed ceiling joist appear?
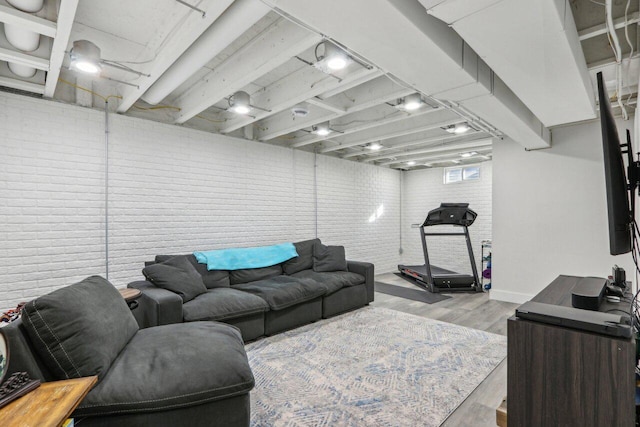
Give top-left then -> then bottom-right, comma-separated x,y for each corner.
306,97 -> 345,113
0,46 -> 48,70
391,147 -> 493,169
0,4 -> 56,37
343,118 -> 467,159
578,11 -> 639,41
220,66 -> 380,134
290,96 -> 424,148
43,0 -> 80,98
0,75 -> 44,94
257,78 -> 412,141
320,110 -> 449,153
378,138 -> 493,166
363,131 -> 482,162
174,19 -> 321,124
116,0 -> 236,112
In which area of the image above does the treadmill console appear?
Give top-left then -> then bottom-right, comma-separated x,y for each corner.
422,203 -> 477,227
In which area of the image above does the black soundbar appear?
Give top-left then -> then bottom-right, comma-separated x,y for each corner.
515,301 -> 632,338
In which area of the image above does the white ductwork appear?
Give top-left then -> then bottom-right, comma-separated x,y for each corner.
263,0 -> 550,149
421,0 -> 595,127
141,0 -> 271,105
7,0 -> 43,13
4,24 -> 40,51
3,0 -> 44,79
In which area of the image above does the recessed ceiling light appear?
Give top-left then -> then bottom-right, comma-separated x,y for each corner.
368,142 -> 383,150
460,151 -> 478,158
451,159 -> 461,164
407,161 -> 416,166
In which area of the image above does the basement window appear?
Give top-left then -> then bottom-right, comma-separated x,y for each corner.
444,165 -> 480,184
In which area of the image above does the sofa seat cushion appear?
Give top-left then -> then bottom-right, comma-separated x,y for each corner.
182,288 -> 269,322
233,276 -> 327,310
291,270 -> 365,294
74,322 -> 254,417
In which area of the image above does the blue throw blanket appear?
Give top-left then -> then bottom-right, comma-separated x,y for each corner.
194,243 -> 298,271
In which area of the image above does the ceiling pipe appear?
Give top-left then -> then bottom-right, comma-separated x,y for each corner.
141,0 -> 271,105
4,0 -> 44,78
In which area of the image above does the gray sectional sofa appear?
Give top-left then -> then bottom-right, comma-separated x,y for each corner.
5,276 -> 254,427
129,238 -> 375,341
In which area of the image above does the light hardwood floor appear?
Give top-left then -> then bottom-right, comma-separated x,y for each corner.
371,272 -> 519,427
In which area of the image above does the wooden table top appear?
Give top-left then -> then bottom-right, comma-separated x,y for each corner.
119,288 -> 142,302
0,376 -> 97,427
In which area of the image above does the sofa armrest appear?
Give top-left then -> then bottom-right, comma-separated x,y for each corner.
128,280 -> 183,328
347,261 -> 374,303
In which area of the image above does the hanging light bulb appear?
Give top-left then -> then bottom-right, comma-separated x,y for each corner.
69,40 -> 102,74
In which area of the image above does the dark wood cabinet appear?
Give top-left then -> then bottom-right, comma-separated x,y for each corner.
507,275 -> 635,427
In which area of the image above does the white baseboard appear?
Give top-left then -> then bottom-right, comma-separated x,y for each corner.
489,289 -> 533,304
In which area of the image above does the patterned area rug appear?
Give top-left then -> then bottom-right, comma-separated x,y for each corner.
246,307 -> 507,427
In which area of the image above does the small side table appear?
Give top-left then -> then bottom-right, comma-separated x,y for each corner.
0,376 -> 97,427
119,288 -> 142,310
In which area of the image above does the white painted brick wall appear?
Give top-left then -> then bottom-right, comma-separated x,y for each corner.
401,163 -> 492,278
0,93 -> 401,311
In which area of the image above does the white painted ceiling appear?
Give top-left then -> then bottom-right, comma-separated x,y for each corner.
0,0 -> 633,169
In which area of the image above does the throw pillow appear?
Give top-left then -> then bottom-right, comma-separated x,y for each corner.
283,238 -> 321,275
143,256 -> 207,302
155,254 -> 230,288
21,276 -> 139,381
313,243 -> 348,272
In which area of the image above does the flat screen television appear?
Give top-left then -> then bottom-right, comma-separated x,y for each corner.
596,71 -> 634,255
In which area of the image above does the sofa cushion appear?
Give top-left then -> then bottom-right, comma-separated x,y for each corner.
182,288 -> 269,322
155,255 -> 230,289
282,238 -> 321,275
143,256 -> 207,302
21,276 -> 139,381
313,244 -> 348,272
233,276 -> 327,310
229,264 -> 283,285
291,270 -> 365,294
74,322 -> 254,417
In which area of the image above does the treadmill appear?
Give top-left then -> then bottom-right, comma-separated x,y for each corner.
398,203 -> 482,293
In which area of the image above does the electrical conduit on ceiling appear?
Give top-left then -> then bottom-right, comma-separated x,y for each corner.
141,0 -> 271,105
3,0 -> 44,78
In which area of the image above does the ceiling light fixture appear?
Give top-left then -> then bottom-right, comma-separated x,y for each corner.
368,142 -> 383,151
228,91 -> 252,115
407,161 -> 416,166
451,159 -> 461,164
454,123 -> 470,134
403,93 -> 423,111
323,42 -> 349,70
312,121 -> 332,136
460,151 -> 478,158
69,40 -> 102,74
314,41 -> 351,73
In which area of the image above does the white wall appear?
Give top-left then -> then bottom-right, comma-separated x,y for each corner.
492,119 -> 635,303
401,162 -> 492,277
0,93 -> 401,311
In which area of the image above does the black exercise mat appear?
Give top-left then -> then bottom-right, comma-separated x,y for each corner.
375,281 -> 451,304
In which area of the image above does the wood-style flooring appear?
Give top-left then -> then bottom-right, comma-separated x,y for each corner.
371,272 -> 519,427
